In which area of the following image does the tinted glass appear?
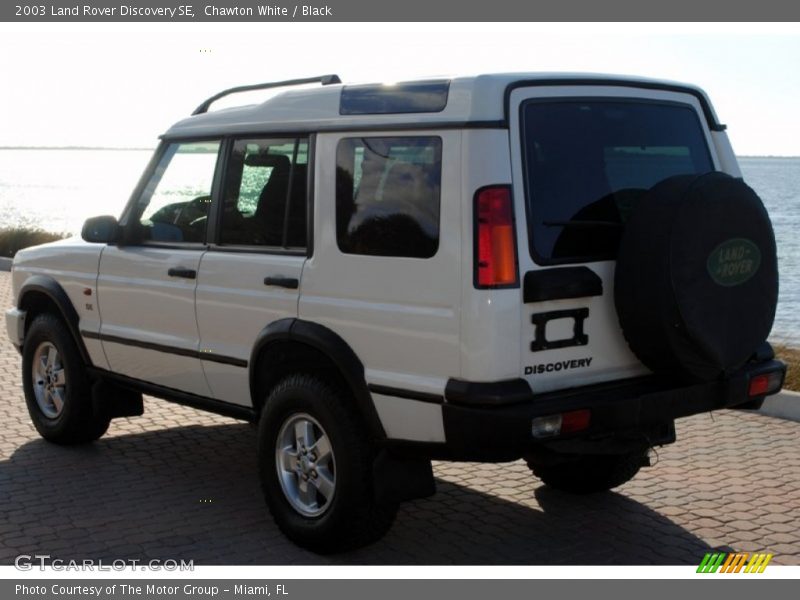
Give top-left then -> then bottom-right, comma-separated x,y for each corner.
220,138 -> 308,248
336,136 -> 442,258
136,141 -> 220,243
521,100 -> 714,262
340,81 -> 450,115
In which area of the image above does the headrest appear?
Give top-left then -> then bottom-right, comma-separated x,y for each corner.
244,153 -> 291,171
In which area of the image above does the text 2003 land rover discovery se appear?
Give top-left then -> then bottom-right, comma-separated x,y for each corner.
6,73 -> 785,552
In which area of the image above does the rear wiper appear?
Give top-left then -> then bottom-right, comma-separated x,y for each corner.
542,220 -> 623,228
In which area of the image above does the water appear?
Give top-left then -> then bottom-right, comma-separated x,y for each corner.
739,157 -> 800,345
0,149 -> 151,233
0,150 -> 798,342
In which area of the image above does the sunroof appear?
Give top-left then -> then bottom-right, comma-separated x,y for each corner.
339,80 -> 450,115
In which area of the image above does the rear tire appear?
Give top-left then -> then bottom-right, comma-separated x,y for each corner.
22,314 -> 110,444
528,451 -> 646,494
257,374 -> 397,553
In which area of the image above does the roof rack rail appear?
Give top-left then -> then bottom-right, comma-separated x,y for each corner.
192,74 -> 342,116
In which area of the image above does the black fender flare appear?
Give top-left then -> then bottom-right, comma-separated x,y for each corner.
248,318 -> 295,392
17,275 -> 93,365
249,318 -> 385,439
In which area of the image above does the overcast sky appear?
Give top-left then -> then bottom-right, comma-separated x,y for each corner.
1,23 -> 799,156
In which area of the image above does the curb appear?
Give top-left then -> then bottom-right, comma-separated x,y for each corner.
759,390 -> 800,423
0,257 -> 11,272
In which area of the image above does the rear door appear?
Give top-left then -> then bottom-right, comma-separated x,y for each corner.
194,136 -> 310,407
508,85 -> 720,392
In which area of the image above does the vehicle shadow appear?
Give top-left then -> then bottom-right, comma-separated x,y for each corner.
0,421 -> 727,565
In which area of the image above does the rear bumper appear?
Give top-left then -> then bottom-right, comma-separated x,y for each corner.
435,359 -> 786,462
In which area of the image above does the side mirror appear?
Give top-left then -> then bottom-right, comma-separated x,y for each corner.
81,215 -> 120,244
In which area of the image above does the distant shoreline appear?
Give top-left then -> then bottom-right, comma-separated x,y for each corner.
0,146 -> 155,151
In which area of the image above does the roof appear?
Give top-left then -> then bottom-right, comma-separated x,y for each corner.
163,72 -> 721,138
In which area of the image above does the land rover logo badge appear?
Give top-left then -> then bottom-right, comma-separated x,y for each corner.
707,238 -> 761,286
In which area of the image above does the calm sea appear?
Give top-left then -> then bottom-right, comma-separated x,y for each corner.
0,149 -> 797,342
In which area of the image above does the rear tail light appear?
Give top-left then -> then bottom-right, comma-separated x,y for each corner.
475,186 -> 519,288
748,371 -> 783,397
531,409 -> 591,439
561,409 -> 592,433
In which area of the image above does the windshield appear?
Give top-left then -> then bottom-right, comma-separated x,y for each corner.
520,100 -> 714,263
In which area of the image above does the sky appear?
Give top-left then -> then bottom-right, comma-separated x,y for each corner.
1,23 -> 799,156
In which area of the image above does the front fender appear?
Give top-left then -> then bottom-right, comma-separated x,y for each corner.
17,275 -> 92,365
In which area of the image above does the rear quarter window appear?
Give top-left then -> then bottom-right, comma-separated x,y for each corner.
336,136 -> 442,258
520,100 -> 714,263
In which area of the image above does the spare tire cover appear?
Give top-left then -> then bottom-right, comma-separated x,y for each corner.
614,172 -> 778,382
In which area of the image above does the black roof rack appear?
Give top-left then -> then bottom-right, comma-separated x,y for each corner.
192,74 -> 342,116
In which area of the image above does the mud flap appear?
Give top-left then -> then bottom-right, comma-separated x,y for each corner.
372,450 -> 436,505
92,379 -> 144,419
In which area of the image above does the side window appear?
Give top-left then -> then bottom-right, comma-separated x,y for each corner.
136,141 -> 220,243
336,136 -> 441,258
219,138 -> 309,248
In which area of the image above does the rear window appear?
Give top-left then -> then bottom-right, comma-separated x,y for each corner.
521,100 -> 714,263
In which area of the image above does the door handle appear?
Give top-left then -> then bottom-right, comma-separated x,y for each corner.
264,276 -> 299,289
167,267 -> 197,279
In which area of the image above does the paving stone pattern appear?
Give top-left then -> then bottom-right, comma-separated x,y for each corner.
1,272 -> 798,565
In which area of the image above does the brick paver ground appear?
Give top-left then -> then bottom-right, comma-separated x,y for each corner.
1,271 -> 799,565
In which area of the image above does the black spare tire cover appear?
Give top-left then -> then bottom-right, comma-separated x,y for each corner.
614,172 -> 778,382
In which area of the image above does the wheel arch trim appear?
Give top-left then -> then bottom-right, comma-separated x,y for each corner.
249,318 -> 386,439
17,275 -> 93,365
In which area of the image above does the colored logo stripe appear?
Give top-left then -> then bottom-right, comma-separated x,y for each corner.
719,553 -> 736,572
697,553 -> 725,573
729,553 -> 748,573
697,552 -> 773,573
697,553 -> 713,572
746,553 -> 773,573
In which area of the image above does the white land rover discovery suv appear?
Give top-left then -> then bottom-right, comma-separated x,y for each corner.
5,73 -> 786,553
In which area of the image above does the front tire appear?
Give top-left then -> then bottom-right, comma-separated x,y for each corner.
22,314 -> 110,444
528,451 -> 647,494
257,374 -> 397,553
